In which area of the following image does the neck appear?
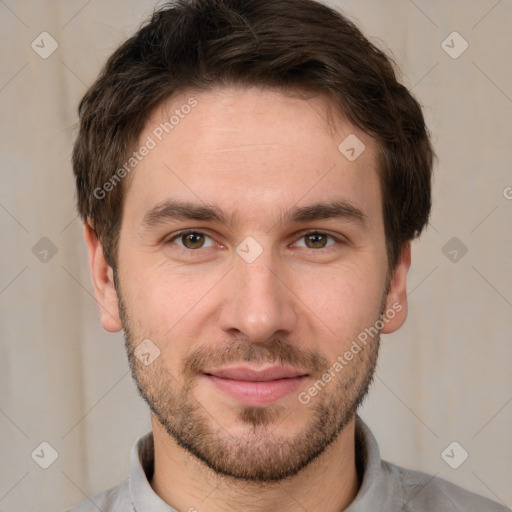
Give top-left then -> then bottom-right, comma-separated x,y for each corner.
149,415 -> 360,512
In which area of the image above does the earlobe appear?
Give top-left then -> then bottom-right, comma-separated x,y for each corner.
381,242 -> 411,334
83,222 -> 123,332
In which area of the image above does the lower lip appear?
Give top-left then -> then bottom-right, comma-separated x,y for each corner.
204,375 -> 307,406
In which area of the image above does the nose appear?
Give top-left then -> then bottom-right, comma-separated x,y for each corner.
217,250 -> 298,343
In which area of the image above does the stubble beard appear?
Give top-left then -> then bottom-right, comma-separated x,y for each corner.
118,288 -> 383,483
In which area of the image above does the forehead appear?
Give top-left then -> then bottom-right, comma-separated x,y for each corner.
122,86 -> 383,230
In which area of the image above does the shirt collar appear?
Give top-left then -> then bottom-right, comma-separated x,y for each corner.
129,414 -> 403,511
129,431 -> 178,511
344,415 -> 403,511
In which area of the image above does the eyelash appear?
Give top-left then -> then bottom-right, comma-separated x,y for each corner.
165,229 -> 345,253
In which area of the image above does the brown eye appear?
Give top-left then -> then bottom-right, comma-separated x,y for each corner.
304,232 -> 329,249
291,231 -> 341,250
169,231 -> 215,250
181,232 -> 206,249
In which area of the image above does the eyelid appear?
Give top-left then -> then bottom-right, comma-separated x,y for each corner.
291,229 -> 346,248
166,229 -> 217,247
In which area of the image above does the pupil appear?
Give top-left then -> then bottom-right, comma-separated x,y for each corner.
185,233 -> 203,248
307,233 -> 325,248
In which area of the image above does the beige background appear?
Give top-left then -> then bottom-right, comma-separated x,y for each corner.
0,1 -> 511,511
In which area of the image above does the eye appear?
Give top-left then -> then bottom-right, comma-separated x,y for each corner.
165,229 -> 343,253
292,231 -> 339,249
168,230 -> 216,250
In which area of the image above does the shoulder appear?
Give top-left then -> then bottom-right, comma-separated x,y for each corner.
384,460 -> 510,512
62,477 -> 132,512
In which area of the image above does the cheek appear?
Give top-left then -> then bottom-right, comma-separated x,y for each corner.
293,264 -> 385,346
119,237 -> 387,354
120,257 -> 220,335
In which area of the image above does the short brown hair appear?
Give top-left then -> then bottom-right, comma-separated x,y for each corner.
73,0 -> 434,271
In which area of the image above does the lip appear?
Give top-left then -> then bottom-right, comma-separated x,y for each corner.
204,365 -> 308,381
202,365 -> 309,406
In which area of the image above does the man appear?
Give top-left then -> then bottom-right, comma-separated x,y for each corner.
66,0 -> 508,510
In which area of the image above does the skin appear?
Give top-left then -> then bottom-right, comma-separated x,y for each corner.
85,85 -> 411,512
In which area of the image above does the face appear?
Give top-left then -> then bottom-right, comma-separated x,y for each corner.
86,85 -> 410,482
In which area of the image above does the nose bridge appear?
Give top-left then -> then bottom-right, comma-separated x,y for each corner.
217,247 -> 297,341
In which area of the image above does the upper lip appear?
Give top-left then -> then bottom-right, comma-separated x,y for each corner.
203,365 -> 309,381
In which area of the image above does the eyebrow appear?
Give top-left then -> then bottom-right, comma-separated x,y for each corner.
140,199 -> 367,230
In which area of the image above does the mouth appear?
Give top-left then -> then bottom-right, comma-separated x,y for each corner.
202,365 -> 309,406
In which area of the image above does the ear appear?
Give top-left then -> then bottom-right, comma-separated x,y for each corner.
381,242 -> 411,334
83,222 -> 123,332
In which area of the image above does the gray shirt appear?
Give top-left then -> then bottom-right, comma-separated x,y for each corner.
64,415 -> 509,511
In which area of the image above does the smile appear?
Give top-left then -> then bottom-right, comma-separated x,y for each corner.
202,365 -> 309,406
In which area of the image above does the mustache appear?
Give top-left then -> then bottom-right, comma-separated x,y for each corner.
182,337 -> 329,379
